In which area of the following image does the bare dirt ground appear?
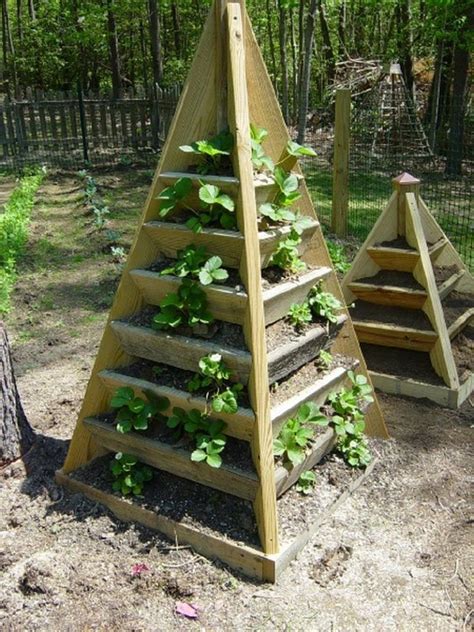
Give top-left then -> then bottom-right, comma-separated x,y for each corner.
1,171 -> 473,631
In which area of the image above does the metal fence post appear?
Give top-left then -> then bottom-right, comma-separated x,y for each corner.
331,89 -> 351,237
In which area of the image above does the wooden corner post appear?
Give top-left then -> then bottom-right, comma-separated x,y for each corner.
332,89 -> 351,236
226,1 -> 279,555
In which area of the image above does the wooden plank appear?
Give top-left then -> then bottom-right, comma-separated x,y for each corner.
242,8 -> 387,439
144,221 -> 244,269
89,102 -> 99,140
49,103 -> 58,144
353,321 -> 437,352
58,102 -> 68,144
331,89 -> 351,236
275,460 -> 377,579
270,363 -> 358,432
98,369 -> 255,441
428,238 -> 448,260
448,308 -> 474,340
457,372 -> 474,407
83,417 -> 259,501
56,469 -> 269,582
275,428 -> 336,497
438,269 -> 465,301
348,282 -> 427,309
227,3 -> 278,555
110,321 -> 252,383
263,266 -> 331,325
366,246 -> 420,272
129,270 -> 248,325
259,220 -> 319,266
369,371 -> 458,408
267,314 -> 347,384
0,109 -> 8,157
405,192 -> 460,389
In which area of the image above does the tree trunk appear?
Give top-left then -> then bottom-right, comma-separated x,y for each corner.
297,0 -> 318,144
396,0 -> 414,98
318,1 -> 336,87
106,0 -> 122,99
278,0 -> 289,123
0,323 -> 35,466
265,0 -> 277,80
445,41 -> 469,176
171,2 -> 181,59
1,0 -> 19,98
148,0 -> 163,89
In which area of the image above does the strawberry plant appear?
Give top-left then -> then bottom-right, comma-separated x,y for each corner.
159,244 -> 229,286
187,353 -> 243,414
157,177 -> 192,217
326,239 -> 351,274
270,230 -> 306,273
250,124 -> 274,172
318,349 -> 333,368
152,279 -> 214,331
111,387 -> 169,434
307,283 -> 342,324
286,140 -> 317,158
185,183 -> 236,233
273,167 -> 302,207
287,301 -> 312,330
167,407 -> 228,469
296,470 -> 316,495
110,452 -> 153,496
180,130 -> 234,174
273,402 -> 328,467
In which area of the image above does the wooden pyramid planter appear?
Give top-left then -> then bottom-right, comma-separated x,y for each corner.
57,0 -> 387,582
342,173 -> 474,408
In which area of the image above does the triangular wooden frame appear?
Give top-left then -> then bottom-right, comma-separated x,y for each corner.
343,173 -> 474,408
57,0 -> 387,580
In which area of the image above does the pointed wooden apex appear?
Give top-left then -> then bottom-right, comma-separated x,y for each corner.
392,172 -> 421,190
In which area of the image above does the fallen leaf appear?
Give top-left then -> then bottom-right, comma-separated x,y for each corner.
176,601 -> 199,619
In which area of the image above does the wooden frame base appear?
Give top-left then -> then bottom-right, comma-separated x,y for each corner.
55,459 -> 376,583
370,370 -> 474,409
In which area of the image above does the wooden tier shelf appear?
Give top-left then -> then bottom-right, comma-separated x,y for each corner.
84,419 -> 337,502
448,308 -> 474,340
348,281 -> 427,309
438,269 -> 466,301
98,369 -> 255,441
143,219 -> 319,270
84,417 -> 259,502
353,321 -> 437,351
366,238 -> 448,273
99,361 -> 355,442
110,315 -> 346,387
129,266 -> 331,327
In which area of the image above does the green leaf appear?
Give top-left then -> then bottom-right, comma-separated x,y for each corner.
110,387 -> 134,408
287,446 -> 305,466
287,140 -> 317,157
116,419 -> 132,434
191,449 -> 207,462
206,453 -> 223,468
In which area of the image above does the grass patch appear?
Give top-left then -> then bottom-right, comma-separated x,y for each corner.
0,170 -> 44,312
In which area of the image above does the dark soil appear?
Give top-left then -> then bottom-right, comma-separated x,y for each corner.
441,291 -> 474,328
270,354 -> 356,407
376,237 -> 415,250
266,315 -> 332,354
360,343 -> 444,385
433,265 -> 459,286
357,270 -> 424,290
351,300 -> 433,330
451,326 -> 474,383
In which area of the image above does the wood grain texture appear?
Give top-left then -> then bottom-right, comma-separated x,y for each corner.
227,3 -> 279,554
353,321 -> 437,351
332,89 -> 351,236
84,417 -> 259,501
110,321 -> 252,383
366,247 -> 420,273
348,282 -> 427,309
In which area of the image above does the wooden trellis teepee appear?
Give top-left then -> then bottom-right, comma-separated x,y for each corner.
343,173 -> 474,408
57,0 -> 387,581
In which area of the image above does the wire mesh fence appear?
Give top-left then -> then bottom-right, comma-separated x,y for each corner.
305,81 -> 473,271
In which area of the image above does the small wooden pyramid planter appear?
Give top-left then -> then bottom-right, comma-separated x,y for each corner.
57,0 -> 387,582
343,173 -> 474,408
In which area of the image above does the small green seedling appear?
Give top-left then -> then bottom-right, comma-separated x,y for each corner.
180,130 -> 234,174
327,240 -> 351,274
152,279 -> 214,331
287,302 -> 312,330
307,283 -> 342,324
191,419 -> 227,468
270,230 -> 306,273
273,167 -> 302,207
319,349 -> 333,368
157,177 -> 193,217
187,353 -> 243,415
273,402 -> 328,467
159,244 -> 229,286
286,140 -> 317,158
250,124 -> 275,172
110,452 -> 153,496
296,470 -> 317,495
111,387 -> 169,434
